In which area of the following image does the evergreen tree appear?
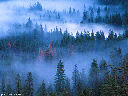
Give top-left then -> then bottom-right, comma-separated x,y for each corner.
110,48 -> 122,67
25,72 -> 33,96
80,68 -> 87,89
89,59 -> 100,96
90,30 -> 95,40
97,7 -> 101,22
26,17 -> 33,28
114,33 -> 118,40
105,14 -> 109,24
47,83 -> 53,94
72,64 -> 82,96
124,30 -> 128,38
6,84 -> 12,96
90,7 -> 94,23
99,59 -> 108,82
122,11 -> 128,26
1,78 -> 6,95
65,77 -> 71,94
55,60 -> 65,94
15,74 -> 22,95
62,89 -> 70,96
108,30 -> 114,40
81,11 -> 88,23
37,80 -> 47,96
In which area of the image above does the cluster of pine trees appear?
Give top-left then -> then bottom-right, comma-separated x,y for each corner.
81,6 -> 128,26
98,0 -> 127,5
29,2 -> 42,11
0,18 -> 128,53
0,52 -> 127,96
0,18 -> 128,62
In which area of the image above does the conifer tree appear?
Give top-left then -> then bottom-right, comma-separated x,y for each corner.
80,68 -> 87,89
89,59 -> 100,95
65,77 -> 71,94
100,59 -> 107,71
1,78 -> 6,95
90,7 -> 94,23
47,83 -> 53,94
72,64 -> 82,96
37,80 -> 47,96
99,59 -> 108,81
25,72 -> 33,96
6,84 -> 12,96
15,73 -> 22,95
55,60 -> 65,94
62,89 -> 70,96
97,7 -> 101,22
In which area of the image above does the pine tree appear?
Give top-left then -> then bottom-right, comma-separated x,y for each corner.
72,64 -> 82,96
80,68 -> 87,89
25,72 -> 33,96
37,80 -> 47,96
122,11 -> 128,26
99,59 -> 108,83
62,89 -> 70,96
110,48 -> 122,67
121,54 -> 128,95
55,60 -> 65,94
90,7 -> 94,23
97,7 -> 101,22
65,77 -> 71,94
1,78 -> 6,95
108,30 -> 114,40
124,30 -> 128,38
6,84 -> 12,96
47,83 -> 53,94
26,17 -> 33,28
15,74 -> 22,95
89,59 -> 100,96
81,11 -> 88,23
100,54 -> 128,96
100,59 -> 107,71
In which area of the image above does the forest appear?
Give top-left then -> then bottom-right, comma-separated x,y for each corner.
0,0 -> 127,96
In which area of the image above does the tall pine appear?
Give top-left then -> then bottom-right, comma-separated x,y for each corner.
72,64 -> 82,96
55,60 -> 65,94
89,59 -> 100,96
37,80 -> 47,96
1,77 -> 6,95
15,73 -> 22,95
25,72 -> 33,96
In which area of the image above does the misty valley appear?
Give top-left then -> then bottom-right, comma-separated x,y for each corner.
0,0 -> 128,96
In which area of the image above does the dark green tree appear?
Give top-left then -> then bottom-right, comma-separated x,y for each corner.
1,78 -> 6,95
25,72 -> 33,96
90,7 -> 94,23
72,64 -> 82,96
122,11 -> 128,26
6,84 -> 12,96
65,77 -> 71,95
37,80 -> 47,96
97,7 -> 101,22
80,68 -> 87,89
15,74 -> 22,95
55,60 -> 65,94
89,59 -> 100,96
99,59 -> 108,82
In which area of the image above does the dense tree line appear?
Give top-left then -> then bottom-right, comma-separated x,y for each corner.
0,18 -> 127,62
29,2 -> 80,23
0,18 -> 128,52
81,6 -> 128,26
0,52 -> 127,96
97,0 -> 127,5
